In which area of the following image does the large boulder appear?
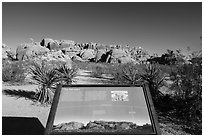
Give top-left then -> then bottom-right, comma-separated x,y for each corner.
34,50 -> 72,69
40,38 -> 59,50
111,48 -> 127,59
40,39 -> 76,51
2,43 -> 16,60
86,121 -> 105,130
40,38 -> 54,47
118,56 -> 136,64
79,49 -> 95,60
59,40 -> 75,48
61,44 -> 81,58
16,42 -> 49,60
46,50 -> 71,64
95,49 -> 107,62
109,48 -> 134,64
72,55 -> 85,62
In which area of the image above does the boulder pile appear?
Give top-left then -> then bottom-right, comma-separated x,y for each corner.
53,120 -> 138,132
2,43 -> 16,61
51,120 -> 154,134
3,38 -> 150,64
53,122 -> 84,131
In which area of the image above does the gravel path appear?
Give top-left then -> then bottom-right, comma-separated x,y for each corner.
2,69 -> 103,128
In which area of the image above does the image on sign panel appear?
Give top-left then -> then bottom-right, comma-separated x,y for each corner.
51,87 -> 154,134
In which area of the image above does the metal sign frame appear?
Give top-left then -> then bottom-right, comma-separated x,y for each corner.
44,84 -> 161,135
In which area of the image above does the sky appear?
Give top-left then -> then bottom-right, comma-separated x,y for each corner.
2,2 -> 202,55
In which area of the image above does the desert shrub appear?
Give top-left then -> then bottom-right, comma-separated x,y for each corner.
55,63 -> 78,85
90,64 -> 105,78
114,63 -> 141,85
73,60 -> 97,71
108,63 -> 142,85
140,63 -> 167,101
91,66 -> 103,78
2,60 -> 27,83
108,63 -> 167,101
29,61 -> 59,104
169,59 -> 202,134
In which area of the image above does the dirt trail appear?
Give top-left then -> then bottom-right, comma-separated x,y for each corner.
74,69 -> 104,84
2,69 -> 105,128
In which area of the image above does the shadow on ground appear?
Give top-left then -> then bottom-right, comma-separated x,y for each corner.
2,89 -> 37,102
2,117 -> 45,135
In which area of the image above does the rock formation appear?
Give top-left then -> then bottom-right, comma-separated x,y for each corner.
79,49 -> 96,61
53,122 -> 84,130
5,38 -> 150,65
16,42 -> 49,60
2,43 -> 16,60
53,120 -> 141,132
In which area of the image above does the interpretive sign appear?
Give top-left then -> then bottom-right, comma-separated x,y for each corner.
45,84 -> 161,135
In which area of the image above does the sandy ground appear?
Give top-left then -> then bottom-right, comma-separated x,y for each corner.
2,69 -> 103,128
3,69 -> 185,135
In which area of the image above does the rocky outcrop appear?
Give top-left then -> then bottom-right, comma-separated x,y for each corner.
95,49 -> 108,62
40,38 -> 58,50
86,121 -> 105,130
9,38 -> 150,64
61,44 -> 81,58
72,55 -> 85,62
53,122 -> 84,130
16,42 -> 49,60
108,48 -> 129,63
58,40 -> 75,49
111,49 -> 128,58
40,38 -> 74,51
79,49 -> 96,60
37,50 -> 72,67
118,56 -> 136,64
2,43 -> 16,60
53,121 -> 140,132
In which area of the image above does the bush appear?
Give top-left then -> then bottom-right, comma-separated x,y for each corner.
140,63 -> 167,101
90,64 -> 105,78
111,63 -> 142,85
169,61 -> 202,134
2,61 -> 27,83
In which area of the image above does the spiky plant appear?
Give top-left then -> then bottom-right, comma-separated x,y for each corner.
111,63 -> 142,85
55,63 -> 78,85
140,63 -> 166,100
120,63 -> 142,85
29,61 -> 59,104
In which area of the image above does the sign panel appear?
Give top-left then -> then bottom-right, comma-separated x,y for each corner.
45,85 -> 160,135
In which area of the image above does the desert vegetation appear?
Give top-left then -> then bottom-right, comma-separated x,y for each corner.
74,48 -> 202,134
28,61 -> 78,104
2,39 -> 202,134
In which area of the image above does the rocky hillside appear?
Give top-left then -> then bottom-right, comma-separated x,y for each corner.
52,120 -> 153,134
2,38 -> 150,65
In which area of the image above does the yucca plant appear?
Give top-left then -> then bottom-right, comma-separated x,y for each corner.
29,61 -> 59,104
55,63 -> 78,85
140,63 -> 167,100
111,63 -> 142,85
120,63 -> 142,85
